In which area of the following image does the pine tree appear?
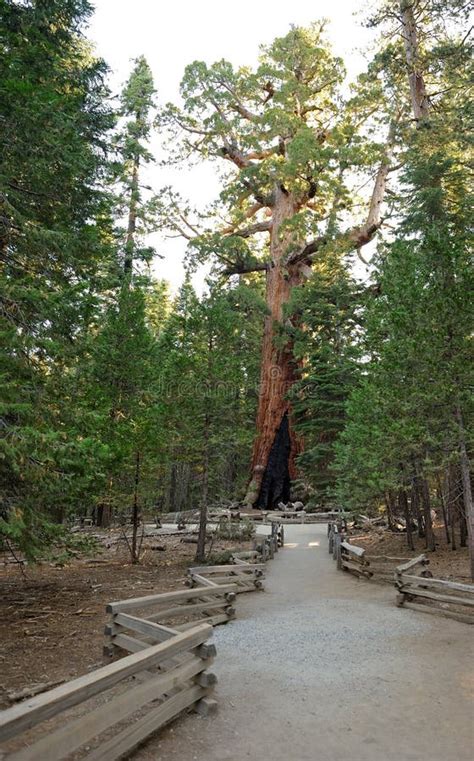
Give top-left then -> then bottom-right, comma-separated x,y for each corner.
0,0 -> 113,556
111,55 -> 158,277
290,259 -> 363,506
335,1 -> 473,571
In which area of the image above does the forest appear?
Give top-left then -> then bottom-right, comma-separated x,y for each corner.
1,0 -> 473,575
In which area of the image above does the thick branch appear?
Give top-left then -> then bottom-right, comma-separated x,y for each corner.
347,121 -> 396,250
287,121 -> 397,266
221,142 -> 279,169
221,220 -> 272,238
222,261 -> 268,276
216,79 -> 259,121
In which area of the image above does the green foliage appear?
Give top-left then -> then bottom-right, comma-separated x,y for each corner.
0,0 -> 114,552
289,260 -> 364,505
1,5 -> 471,565
110,55 -> 159,274
335,143 -> 473,511
154,277 -> 265,509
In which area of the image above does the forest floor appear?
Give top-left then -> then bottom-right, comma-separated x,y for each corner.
0,527 -> 252,708
134,523 -> 474,761
352,523 -> 470,581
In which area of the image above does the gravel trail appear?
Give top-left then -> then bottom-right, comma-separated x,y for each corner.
133,524 -> 474,761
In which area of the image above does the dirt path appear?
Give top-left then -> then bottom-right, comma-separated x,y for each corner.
133,524 -> 474,761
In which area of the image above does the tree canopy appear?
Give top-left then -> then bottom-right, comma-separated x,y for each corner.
0,0 -> 472,573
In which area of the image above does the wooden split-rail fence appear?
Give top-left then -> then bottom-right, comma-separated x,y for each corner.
327,522 -> 474,624
267,510 -> 343,525
185,522 -> 283,590
104,584 -> 239,654
0,523 -> 285,760
0,622 -> 216,761
395,554 -> 474,625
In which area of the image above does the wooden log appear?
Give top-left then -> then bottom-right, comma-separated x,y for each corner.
367,555 -> 412,563
328,529 -> 334,554
336,536 -> 343,570
195,643 -> 217,659
398,599 -> 474,625
231,583 -> 256,593
176,613 -> 230,630
106,584 -> 237,613
146,599 -> 229,622
113,614 -> 179,642
189,564 -> 265,574
194,697 -> 218,717
112,633 -> 147,654
395,554 -> 428,574
189,573 -> 219,588
397,585 -> 474,608
340,541 -> 365,558
82,684 -> 207,761
341,560 -> 372,577
5,682 -> 66,705
8,657 -> 211,761
0,625 -> 212,742
194,671 -> 217,688
231,551 -> 259,561
200,574 -> 256,585
398,575 -> 474,595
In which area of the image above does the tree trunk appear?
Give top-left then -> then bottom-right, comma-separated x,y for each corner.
420,476 -> 436,551
410,473 -> 424,538
196,411 -> 210,563
436,472 -> 451,544
124,159 -> 139,276
385,490 -> 396,530
399,488 -> 414,550
196,329 -> 213,562
456,406 -> 474,577
448,466 -> 458,551
131,450 -> 140,563
244,188 -> 303,508
400,0 -> 429,122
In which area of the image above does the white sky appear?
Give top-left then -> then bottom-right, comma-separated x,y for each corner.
88,0 -> 377,292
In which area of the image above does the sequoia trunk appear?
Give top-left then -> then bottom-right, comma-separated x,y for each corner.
244,188 -> 303,508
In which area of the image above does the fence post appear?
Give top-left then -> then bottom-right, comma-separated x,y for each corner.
336,535 -> 343,570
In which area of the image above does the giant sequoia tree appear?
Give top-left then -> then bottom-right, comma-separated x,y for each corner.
162,25 -> 396,508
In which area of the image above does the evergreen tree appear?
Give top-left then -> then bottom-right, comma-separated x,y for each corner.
335,2 -> 473,571
111,55 -> 158,277
0,0 -> 113,556
290,260 -> 363,506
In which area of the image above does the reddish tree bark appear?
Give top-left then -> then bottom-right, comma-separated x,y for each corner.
244,189 -> 303,507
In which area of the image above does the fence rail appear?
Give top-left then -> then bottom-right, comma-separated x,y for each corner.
0,623 -> 216,761
182,522 -> 282,591
1,522 -> 285,760
327,522 -> 474,625
104,585 -> 237,658
267,511 -> 342,525
395,555 -> 474,624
